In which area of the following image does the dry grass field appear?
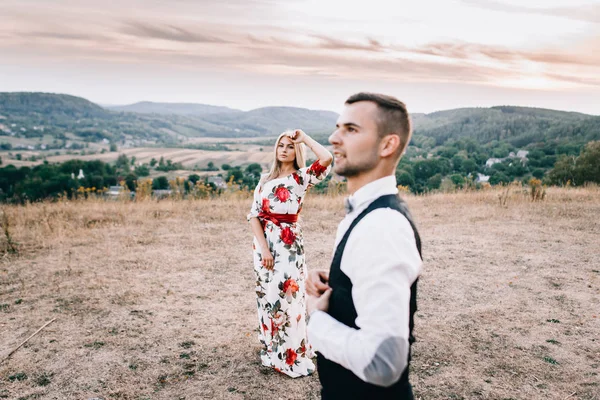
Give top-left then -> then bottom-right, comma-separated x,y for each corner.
46,147 -> 275,169
0,186 -> 599,399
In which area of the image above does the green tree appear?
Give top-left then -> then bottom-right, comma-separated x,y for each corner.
88,175 -> 104,190
413,159 -> 441,182
134,164 -> 150,177
461,159 -> 479,174
548,141 -> 600,186
152,176 -> 169,190
115,154 -> 130,172
449,174 -> 465,187
451,155 -> 465,172
575,141 -> 600,183
539,155 -> 557,168
532,168 -> 545,179
245,163 -> 263,178
188,174 -> 200,185
227,167 -> 244,183
437,146 -> 458,159
109,143 -> 117,152
395,170 -> 415,188
125,173 -> 137,191
548,155 -> 577,186
489,172 -> 510,185
426,174 -> 442,191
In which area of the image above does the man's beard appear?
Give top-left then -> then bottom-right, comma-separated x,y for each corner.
334,151 -> 379,177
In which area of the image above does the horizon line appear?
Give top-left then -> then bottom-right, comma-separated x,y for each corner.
0,89 -> 598,117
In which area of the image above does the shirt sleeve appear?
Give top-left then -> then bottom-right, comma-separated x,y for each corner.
298,160 -> 331,191
307,209 -> 422,387
247,176 -> 266,221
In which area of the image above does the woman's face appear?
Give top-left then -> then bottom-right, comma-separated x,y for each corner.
277,136 -> 296,163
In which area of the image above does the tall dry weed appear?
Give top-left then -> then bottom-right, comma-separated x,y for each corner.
0,207 -> 18,254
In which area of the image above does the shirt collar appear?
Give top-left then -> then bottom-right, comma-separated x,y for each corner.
345,175 -> 398,214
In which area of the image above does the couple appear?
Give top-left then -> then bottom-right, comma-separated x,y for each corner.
247,92 -> 423,399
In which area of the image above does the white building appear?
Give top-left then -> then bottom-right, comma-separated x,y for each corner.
107,186 -> 125,196
485,158 -> 503,168
208,176 -> 227,189
476,173 -> 490,183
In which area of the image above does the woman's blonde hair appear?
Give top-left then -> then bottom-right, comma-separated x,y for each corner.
264,131 -> 307,182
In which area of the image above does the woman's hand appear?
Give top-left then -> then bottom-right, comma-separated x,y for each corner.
290,129 -> 333,167
289,129 -> 308,144
261,248 -> 275,270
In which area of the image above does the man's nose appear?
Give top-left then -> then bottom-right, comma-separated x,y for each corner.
329,129 -> 340,145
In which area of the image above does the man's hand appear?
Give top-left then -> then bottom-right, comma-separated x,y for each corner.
307,270 -> 330,296
307,288 -> 332,316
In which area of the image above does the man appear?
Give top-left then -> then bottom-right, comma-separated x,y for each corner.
306,93 -> 423,399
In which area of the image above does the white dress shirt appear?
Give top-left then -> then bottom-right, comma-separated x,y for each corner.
307,175 -> 422,387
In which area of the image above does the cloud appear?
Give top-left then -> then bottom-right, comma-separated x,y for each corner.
545,73 -> 600,87
461,0 -> 600,24
22,31 -> 106,42
0,1 -> 597,92
413,41 -> 600,67
121,21 -> 230,43
246,33 -> 386,53
310,35 -> 384,52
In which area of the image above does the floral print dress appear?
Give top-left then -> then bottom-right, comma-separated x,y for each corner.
247,160 -> 331,377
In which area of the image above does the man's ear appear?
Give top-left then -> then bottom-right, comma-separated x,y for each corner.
380,134 -> 401,158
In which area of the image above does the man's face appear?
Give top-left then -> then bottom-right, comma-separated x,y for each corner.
329,101 -> 381,177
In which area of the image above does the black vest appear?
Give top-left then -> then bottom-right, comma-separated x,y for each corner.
317,194 -> 422,400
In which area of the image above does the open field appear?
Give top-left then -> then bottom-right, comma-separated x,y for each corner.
1,187 -> 599,399
0,135 -> 291,171
0,146 -> 275,170
44,147 -> 276,168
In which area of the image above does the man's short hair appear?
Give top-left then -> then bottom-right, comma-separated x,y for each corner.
345,92 -> 412,160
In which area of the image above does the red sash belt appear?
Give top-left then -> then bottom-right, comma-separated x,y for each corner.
258,212 -> 298,228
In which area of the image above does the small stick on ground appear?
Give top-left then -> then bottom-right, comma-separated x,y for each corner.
0,318 -> 57,364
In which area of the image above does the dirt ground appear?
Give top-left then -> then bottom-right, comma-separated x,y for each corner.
0,186 -> 598,399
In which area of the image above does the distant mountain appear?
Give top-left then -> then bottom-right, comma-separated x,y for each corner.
107,102 -> 339,135
0,92 -> 109,119
1,92 -> 599,149
0,93 -> 339,143
411,106 -> 600,147
107,101 -> 240,116
201,106 -> 339,136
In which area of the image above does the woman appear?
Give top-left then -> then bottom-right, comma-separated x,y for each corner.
247,129 -> 332,377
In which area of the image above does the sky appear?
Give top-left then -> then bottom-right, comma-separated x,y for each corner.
1,0 -> 599,114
